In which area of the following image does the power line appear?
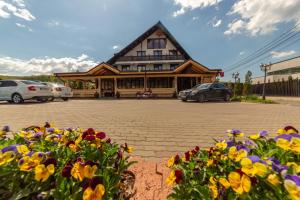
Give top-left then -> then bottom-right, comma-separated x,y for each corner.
223,22 -> 300,72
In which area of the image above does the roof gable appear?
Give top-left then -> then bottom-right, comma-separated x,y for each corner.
107,21 -> 191,64
174,59 -> 221,74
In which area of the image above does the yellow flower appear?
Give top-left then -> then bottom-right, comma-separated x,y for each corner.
267,174 -> 281,186
210,176 -> 217,185
241,158 -> 256,176
209,184 -> 218,199
276,129 -> 286,135
249,134 -> 260,140
34,164 -> 55,182
166,171 -> 176,186
221,155 -> 228,161
289,137 -> 300,153
167,156 -> 175,168
84,165 -> 97,179
287,162 -> 300,173
276,138 -> 290,150
284,180 -> 300,200
83,184 -> 105,200
228,172 -> 251,195
69,144 -> 78,152
16,145 -> 30,155
219,178 -> 230,189
215,140 -> 227,150
0,151 -> 15,166
19,156 -> 39,171
71,162 -> 85,181
253,162 -> 268,177
207,159 -> 214,167
228,147 -> 247,162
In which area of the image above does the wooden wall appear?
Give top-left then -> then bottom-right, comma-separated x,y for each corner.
252,79 -> 300,96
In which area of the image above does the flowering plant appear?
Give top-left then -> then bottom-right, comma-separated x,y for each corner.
167,126 -> 300,200
0,123 -> 135,200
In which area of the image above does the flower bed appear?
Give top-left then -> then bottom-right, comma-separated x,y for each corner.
0,123 -> 135,200
166,126 -> 300,200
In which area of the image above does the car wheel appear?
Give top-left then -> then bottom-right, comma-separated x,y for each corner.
12,93 -> 23,104
37,98 -> 48,103
181,99 -> 187,102
198,94 -> 205,103
224,94 -> 231,102
62,97 -> 69,101
49,97 -> 55,101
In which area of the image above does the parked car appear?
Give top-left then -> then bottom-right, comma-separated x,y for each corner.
178,83 -> 232,102
0,80 -> 53,103
41,82 -> 73,101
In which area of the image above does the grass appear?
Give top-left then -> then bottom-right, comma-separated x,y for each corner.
231,95 -> 275,104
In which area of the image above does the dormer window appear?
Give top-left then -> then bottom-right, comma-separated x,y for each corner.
147,38 -> 166,49
137,51 -> 146,57
122,65 -> 130,71
169,50 -> 177,55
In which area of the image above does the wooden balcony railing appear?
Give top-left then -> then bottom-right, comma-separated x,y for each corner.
117,55 -> 185,62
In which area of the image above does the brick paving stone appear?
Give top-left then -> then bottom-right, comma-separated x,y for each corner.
1,99 -> 300,160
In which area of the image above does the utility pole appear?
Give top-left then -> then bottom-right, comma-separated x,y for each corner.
260,63 -> 271,100
232,72 -> 239,97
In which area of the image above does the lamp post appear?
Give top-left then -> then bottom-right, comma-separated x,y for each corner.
260,63 -> 272,100
232,72 -> 239,97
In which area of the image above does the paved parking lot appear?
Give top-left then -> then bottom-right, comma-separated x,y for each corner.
1,99 -> 300,159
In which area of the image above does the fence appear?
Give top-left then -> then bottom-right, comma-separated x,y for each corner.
252,79 -> 300,96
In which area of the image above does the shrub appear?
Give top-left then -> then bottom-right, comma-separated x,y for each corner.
166,126 -> 300,200
0,123 -> 135,200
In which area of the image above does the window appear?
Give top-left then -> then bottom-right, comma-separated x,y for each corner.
148,77 -> 173,88
0,80 -> 17,87
20,80 -> 40,85
147,38 -> 166,49
169,50 -> 177,55
137,51 -> 146,57
170,64 -> 177,70
154,64 -> 163,71
137,65 -> 146,72
122,65 -> 130,71
153,50 -> 162,56
117,78 -> 144,89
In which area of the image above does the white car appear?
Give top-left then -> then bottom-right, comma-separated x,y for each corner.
41,82 -> 73,101
0,80 -> 53,103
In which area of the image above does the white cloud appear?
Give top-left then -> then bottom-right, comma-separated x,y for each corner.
15,22 -> 32,31
225,0 -> 300,36
271,50 -> 296,59
192,16 -> 199,21
48,20 -> 60,27
47,20 -> 85,31
208,16 -> 222,28
0,54 -> 98,76
212,19 -> 222,27
239,51 -> 245,56
0,0 -> 35,21
172,0 -> 222,17
112,45 -> 120,50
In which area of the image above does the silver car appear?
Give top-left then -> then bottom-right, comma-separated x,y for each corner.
0,80 -> 53,103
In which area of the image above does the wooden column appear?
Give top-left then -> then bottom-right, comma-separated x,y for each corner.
98,78 -> 101,98
174,76 -> 178,94
114,78 -> 117,96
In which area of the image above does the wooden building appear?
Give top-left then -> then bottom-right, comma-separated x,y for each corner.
55,21 -> 222,98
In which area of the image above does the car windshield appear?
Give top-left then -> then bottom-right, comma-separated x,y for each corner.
193,83 -> 212,90
20,80 -> 43,85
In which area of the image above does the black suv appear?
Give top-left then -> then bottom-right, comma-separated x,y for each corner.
178,83 -> 232,102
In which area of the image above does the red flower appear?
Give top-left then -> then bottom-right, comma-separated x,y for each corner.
195,146 -> 200,152
184,151 -> 190,162
96,132 -> 106,139
84,135 -> 96,141
61,162 -> 73,178
86,128 -> 95,135
174,155 -> 180,164
175,170 -> 184,184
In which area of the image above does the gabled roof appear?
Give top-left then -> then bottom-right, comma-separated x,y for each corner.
107,21 -> 191,64
174,59 -> 221,74
55,62 -> 120,77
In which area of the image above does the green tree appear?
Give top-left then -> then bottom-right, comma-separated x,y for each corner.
243,71 -> 252,96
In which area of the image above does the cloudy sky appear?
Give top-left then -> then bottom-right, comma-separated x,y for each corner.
0,0 -> 300,80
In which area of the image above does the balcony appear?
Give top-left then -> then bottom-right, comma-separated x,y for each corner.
117,55 -> 185,62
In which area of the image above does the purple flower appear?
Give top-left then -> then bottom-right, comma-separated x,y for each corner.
275,134 -> 292,141
236,144 -> 250,152
285,175 -> 300,186
290,133 -> 300,139
259,130 -> 268,137
34,132 -> 44,138
46,128 -> 54,133
226,140 -> 235,147
249,155 -> 260,163
271,160 -> 288,173
1,144 -> 18,153
2,125 -> 10,132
